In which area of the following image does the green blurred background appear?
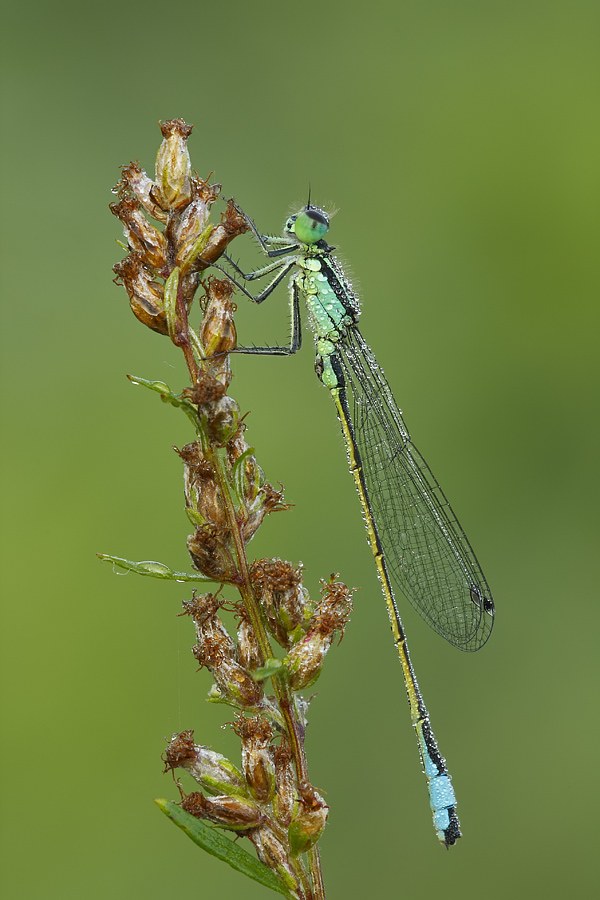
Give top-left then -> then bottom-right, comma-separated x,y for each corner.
2,0 -> 598,897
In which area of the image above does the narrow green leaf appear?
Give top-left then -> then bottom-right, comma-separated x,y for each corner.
180,222 -> 213,272
126,374 -> 201,429
97,554 -> 211,583
127,374 -> 173,394
155,799 -> 296,899
164,266 -> 180,339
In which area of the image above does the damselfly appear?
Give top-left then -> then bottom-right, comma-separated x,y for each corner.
218,201 -> 495,846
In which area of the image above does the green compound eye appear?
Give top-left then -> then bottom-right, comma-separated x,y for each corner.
293,206 -> 330,244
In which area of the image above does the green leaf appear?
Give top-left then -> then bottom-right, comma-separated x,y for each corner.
155,799 -> 297,899
253,658 -> 287,682
126,374 -> 202,430
185,507 -> 207,529
96,554 -> 212,583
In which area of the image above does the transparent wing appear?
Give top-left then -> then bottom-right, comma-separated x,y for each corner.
336,327 -> 494,651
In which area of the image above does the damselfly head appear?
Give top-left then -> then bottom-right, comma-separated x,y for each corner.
286,205 -> 330,244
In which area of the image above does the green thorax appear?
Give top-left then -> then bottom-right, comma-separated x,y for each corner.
294,249 -> 359,391
285,205 -> 360,387
296,250 -> 357,345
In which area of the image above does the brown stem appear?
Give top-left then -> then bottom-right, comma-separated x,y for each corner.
209,422 -> 325,899
174,291 -> 199,380
180,292 -> 325,899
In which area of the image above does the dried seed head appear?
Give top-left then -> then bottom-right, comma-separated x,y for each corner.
180,790 -> 264,832
312,576 -> 354,638
180,590 -> 223,626
236,609 -> 263,672
112,254 -> 168,335
284,631 -> 330,690
180,439 -> 286,568
227,427 -> 251,464
209,656 -> 264,707
284,576 -> 353,689
109,198 -> 167,269
183,374 -> 228,407
163,730 -> 249,798
199,199 -> 251,268
154,119 -> 193,210
188,473 -> 227,531
113,160 -> 168,222
173,198 -> 212,270
250,559 -> 313,648
176,441 -> 213,473
112,122 -> 244,341
163,729 -> 197,768
232,715 -> 276,803
243,483 -> 289,544
191,617 -> 264,708
239,456 -> 264,507
187,525 -> 237,582
183,593 -> 234,652
205,395 -> 240,446
192,635 -> 230,669
178,270 -> 201,307
177,439 -> 229,532
199,278 -> 237,363
272,740 -> 297,828
232,713 -> 274,745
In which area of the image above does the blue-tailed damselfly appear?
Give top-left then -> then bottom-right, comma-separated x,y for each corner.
218,202 -> 495,846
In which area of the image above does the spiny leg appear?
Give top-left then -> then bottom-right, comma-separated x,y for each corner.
226,199 -> 298,258
222,253 -> 296,284
213,257 -> 297,305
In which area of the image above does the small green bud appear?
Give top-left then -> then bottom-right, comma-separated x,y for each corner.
284,631 -> 330,690
288,788 -> 328,855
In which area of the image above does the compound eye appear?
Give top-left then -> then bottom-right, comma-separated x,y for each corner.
293,206 -> 330,244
